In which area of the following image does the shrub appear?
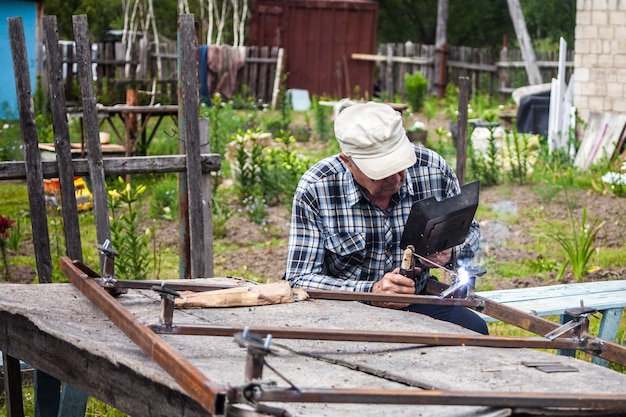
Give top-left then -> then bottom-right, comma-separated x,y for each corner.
405,71 -> 428,113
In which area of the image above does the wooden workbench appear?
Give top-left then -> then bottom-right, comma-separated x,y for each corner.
0,281 -> 624,417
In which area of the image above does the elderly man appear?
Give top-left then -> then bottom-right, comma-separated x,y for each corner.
284,102 -> 487,334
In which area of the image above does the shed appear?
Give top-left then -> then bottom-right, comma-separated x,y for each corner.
0,0 -> 43,120
248,0 -> 378,100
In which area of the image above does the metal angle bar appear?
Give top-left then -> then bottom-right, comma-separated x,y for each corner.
154,324 -> 585,351
255,387 -> 626,410
59,257 -> 227,416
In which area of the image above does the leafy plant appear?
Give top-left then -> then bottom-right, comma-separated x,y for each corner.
7,215 -> 24,251
241,195 -> 268,225
107,178 -> 150,280
312,96 -> 333,141
212,189 -> 235,239
148,176 -> 179,220
468,125 -> 500,186
404,71 -> 428,113
547,207 -> 604,281
505,128 -> 531,185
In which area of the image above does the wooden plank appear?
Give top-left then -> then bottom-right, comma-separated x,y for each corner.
477,281 -> 626,322
8,17 -> 53,284
199,119 -> 214,278
179,14 -> 205,279
73,15 -> 111,250
477,281 -> 626,303
483,291 -> 626,317
506,0 -> 542,85
258,46 -> 269,104
2,353 -> 24,417
573,112 -> 626,170
43,16 -> 83,262
351,52 -> 432,65
456,76 -> 469,185
0,154 -> 221,180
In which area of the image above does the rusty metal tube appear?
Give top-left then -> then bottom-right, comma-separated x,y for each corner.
154,324 -> 586,350
60,257 -> 227,416
259,387 -> 626,410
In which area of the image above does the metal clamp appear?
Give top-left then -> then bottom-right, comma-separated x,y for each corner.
544,301 -> 597,341
151,282 -> 180,330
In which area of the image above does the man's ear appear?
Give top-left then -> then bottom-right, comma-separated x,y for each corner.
339,153 -> 350,165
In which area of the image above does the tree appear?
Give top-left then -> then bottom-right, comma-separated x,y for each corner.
375,0 -> 574,50
43,0 -> 123,41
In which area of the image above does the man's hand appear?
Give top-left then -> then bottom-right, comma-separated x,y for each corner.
420,248 -> 452,269
371,268 -> 418,309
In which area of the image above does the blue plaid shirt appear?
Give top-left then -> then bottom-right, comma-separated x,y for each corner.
285,145 -> 480,291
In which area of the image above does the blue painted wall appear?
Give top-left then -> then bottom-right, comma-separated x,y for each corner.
0,1 -> 38,120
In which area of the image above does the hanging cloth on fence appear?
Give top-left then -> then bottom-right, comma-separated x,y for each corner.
198,44 -> 210,105
207,45 -> 247,100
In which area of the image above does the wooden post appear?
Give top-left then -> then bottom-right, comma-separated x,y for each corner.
3,352 -> 24,417
456,76 -> 469,186
73,15 -> 111,264
385,44 -> 394,99
125,88 -> 138,158
180,14 -> 205,279
437,44 -> 449,99
506,0 -> 542,85
178,17 -> 191,279
9,17 -> 52,284
43,16 -> 83,262
434,0 -> 449,98
200,118 -> 214,277
499,35 -> 509,103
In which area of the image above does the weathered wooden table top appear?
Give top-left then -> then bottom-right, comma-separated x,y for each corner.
0,281 -> 624,417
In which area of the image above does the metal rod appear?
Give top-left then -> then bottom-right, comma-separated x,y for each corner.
154,324 -> 587,350
59,257 -> 227,416
257,387 -> 626,410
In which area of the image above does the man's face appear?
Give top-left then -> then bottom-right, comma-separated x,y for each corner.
341,154 -> 406,202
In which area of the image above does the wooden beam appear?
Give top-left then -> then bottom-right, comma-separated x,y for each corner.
506,0 -> 542,85
351,53 -> 432,65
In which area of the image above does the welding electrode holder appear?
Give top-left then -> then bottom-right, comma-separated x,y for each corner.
399,245 -> 424,294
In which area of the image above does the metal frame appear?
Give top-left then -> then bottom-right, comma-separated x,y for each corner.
59,257 -> 626,416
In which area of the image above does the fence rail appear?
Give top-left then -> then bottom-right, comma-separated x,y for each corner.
371,42 -> 574,103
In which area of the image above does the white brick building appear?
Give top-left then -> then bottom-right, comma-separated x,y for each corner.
575,0 -> 626,122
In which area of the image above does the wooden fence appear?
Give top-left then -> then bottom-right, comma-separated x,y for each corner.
59,39 -> 283,107
57,37 -> 574,107
373,42 -> 575,103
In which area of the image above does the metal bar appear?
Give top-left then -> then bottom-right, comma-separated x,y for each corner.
154,324 -> 586,350
425,280 -> 626,367
59,257 -> 227,416
69,261 -> 626,366
256,387 -> 626,410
